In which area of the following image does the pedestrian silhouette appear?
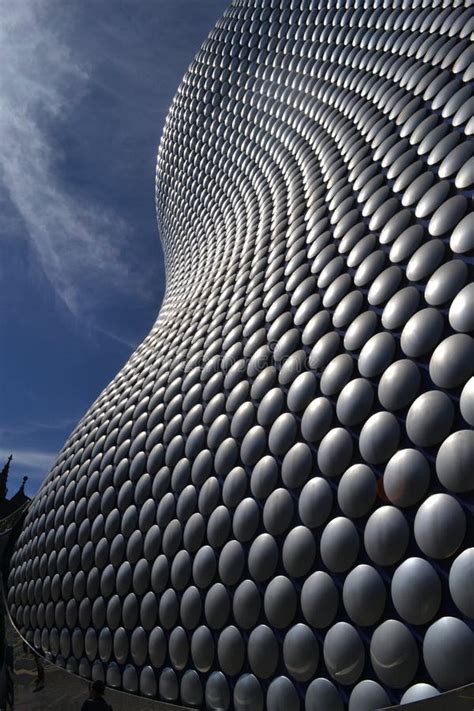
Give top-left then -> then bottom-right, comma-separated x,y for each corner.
81,680 -> 112,711
32,650 -> 44,692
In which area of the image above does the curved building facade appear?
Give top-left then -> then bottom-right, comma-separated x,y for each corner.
8,1 -> 474,709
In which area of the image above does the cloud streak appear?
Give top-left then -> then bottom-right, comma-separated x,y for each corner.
0,1 -> 158,332
0,447 -> 56,472
0,417 -> 78,439
0,447 -> 57,496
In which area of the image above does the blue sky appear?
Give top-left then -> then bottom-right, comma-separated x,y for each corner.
0,0 -> 228,497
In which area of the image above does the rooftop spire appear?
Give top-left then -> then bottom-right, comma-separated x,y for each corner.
0,455 -> 12,502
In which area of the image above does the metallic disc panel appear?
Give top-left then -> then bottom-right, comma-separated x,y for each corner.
8,0 -> 473,708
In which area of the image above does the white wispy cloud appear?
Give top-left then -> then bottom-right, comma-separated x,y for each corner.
0,417 -> 78,439
0,1 -> 156,329
0,447 -> 56,477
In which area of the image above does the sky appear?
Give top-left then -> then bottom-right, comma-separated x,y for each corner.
0,0 -> 228,497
